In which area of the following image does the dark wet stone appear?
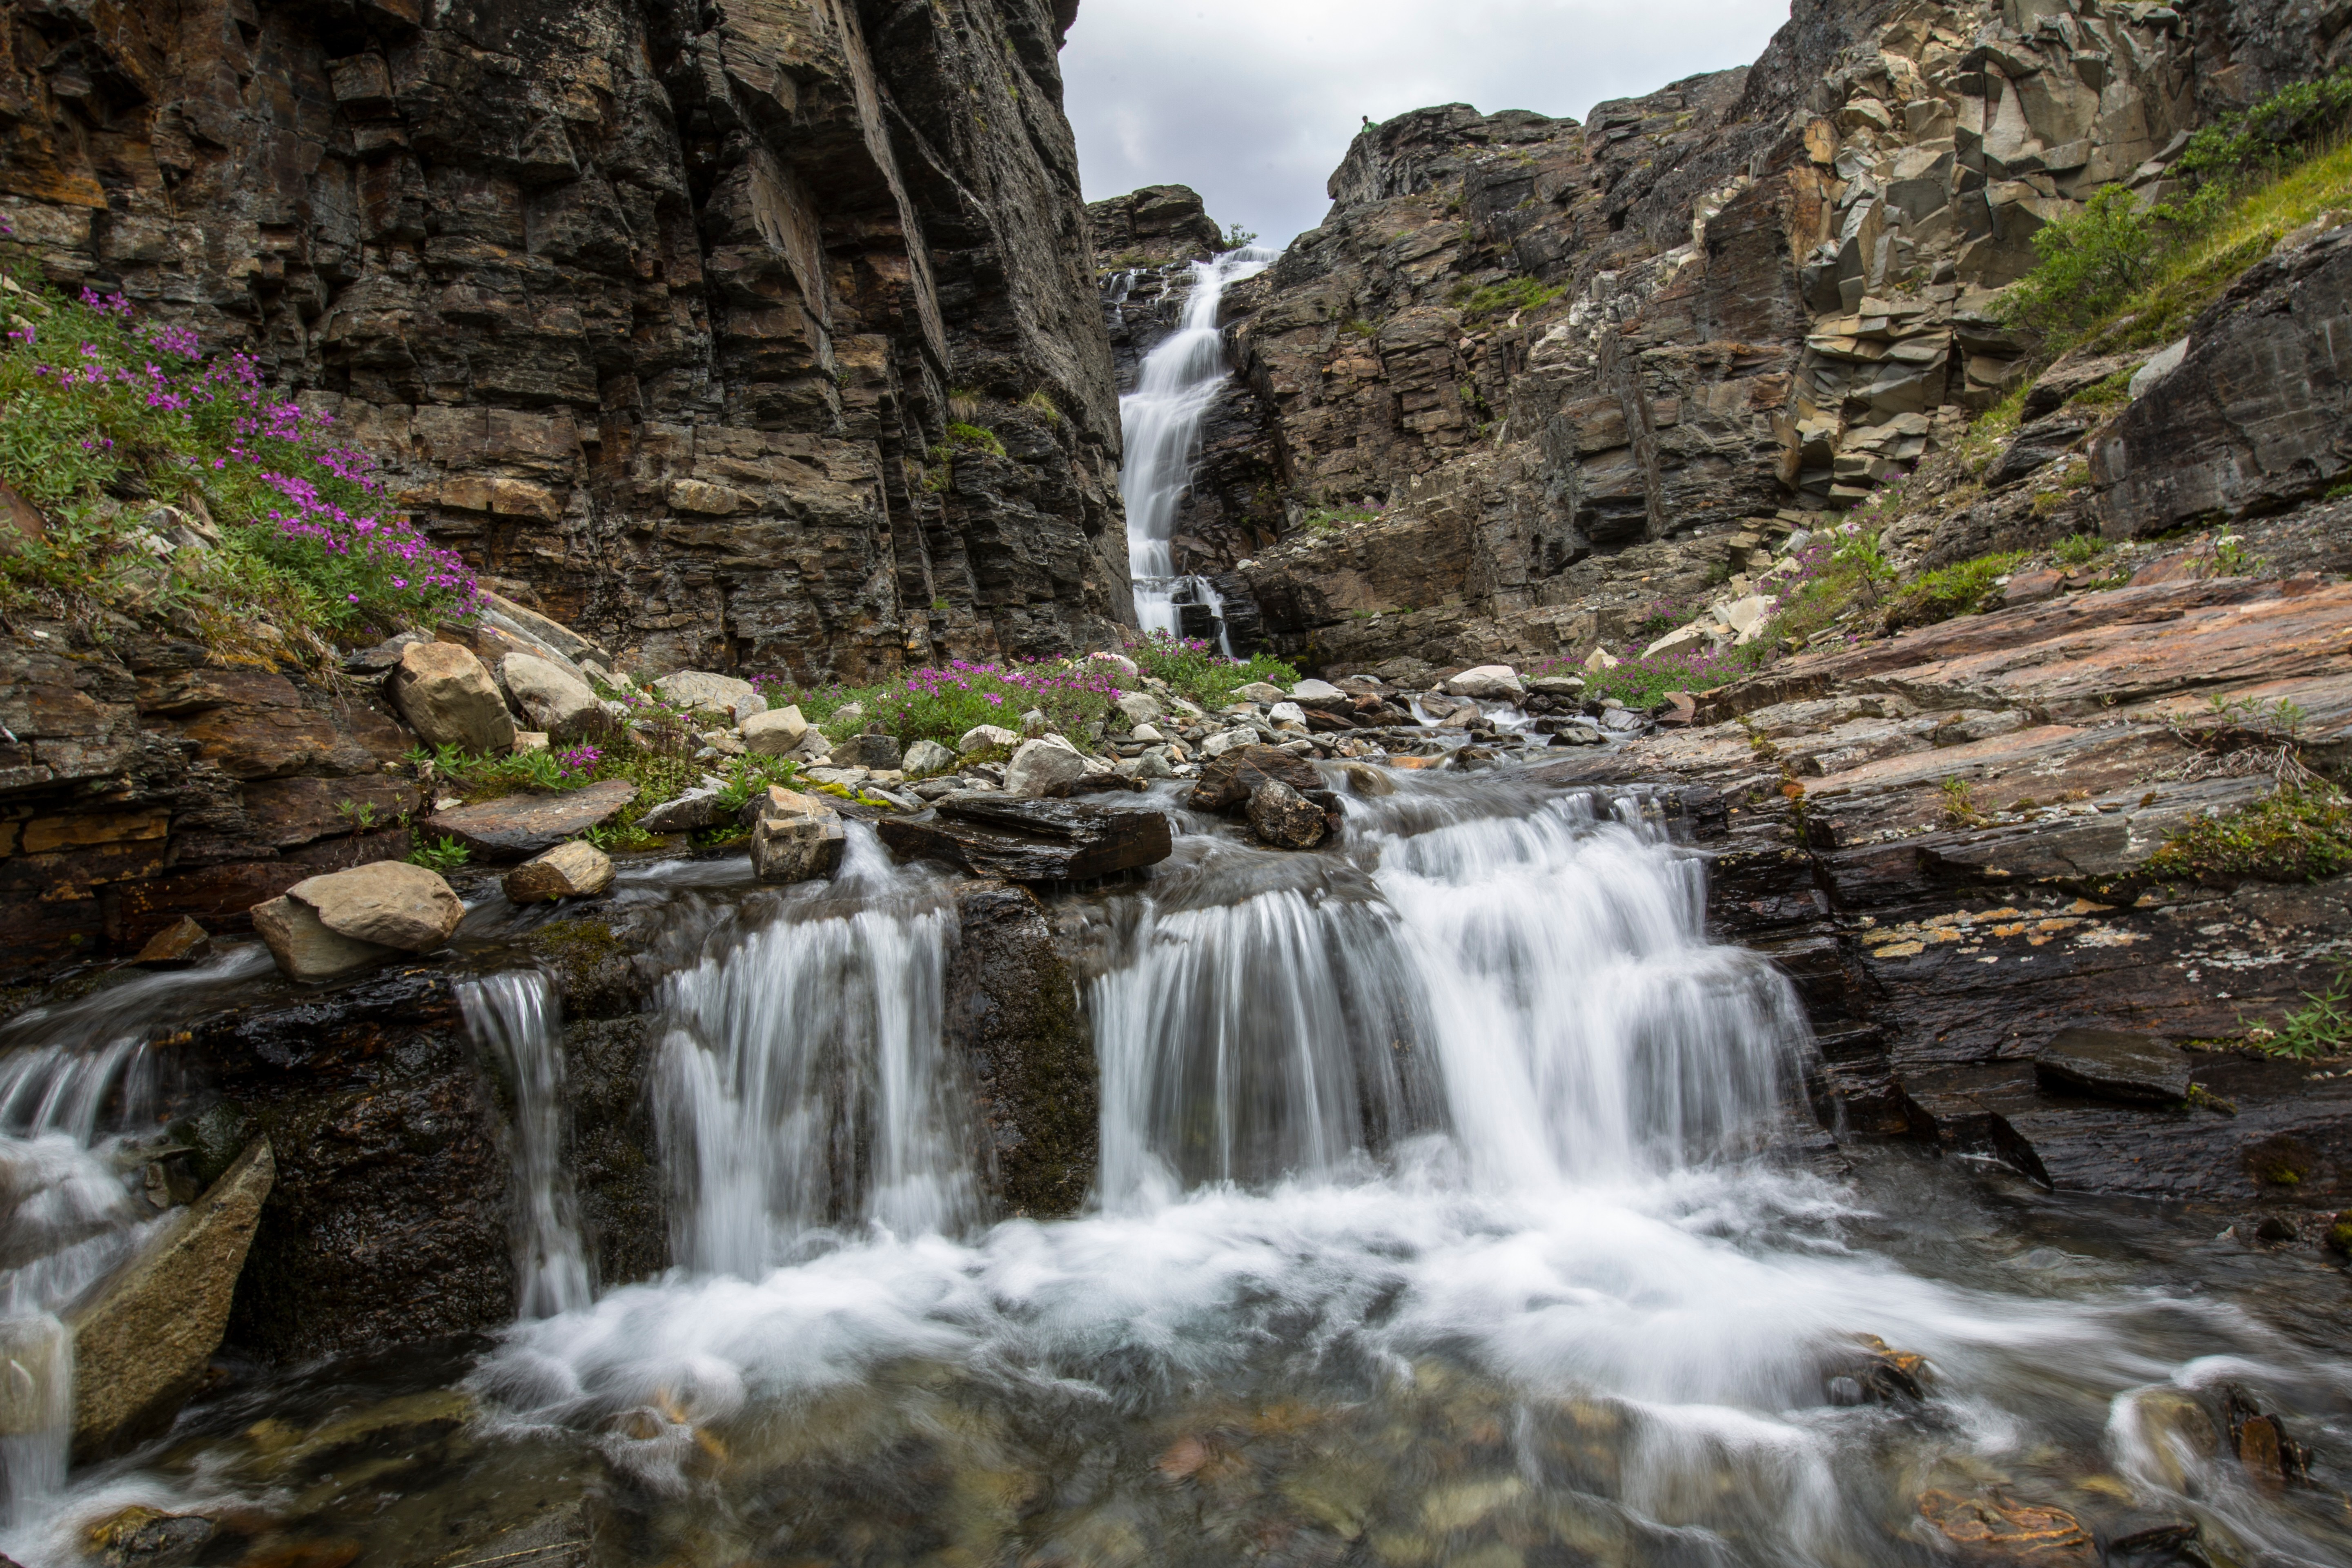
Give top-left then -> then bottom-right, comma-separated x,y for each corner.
877,796 -> 1172,882
945,882 -> 1096,1218
1247,780 -> 1327,849
132,916 -> 213,968
1187,744 -> 1324,813
2034,1027 -> 2191,1106
832,732 -> 903,770
426,780 -> 636,862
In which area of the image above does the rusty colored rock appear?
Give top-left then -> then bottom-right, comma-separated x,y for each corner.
1915,1490 -> 2096,1567
131,917 -> 214,969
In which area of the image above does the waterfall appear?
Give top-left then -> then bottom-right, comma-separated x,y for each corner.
0,951 -> 270,1526
459,971 -> 593,1320
651,829 -> 973,1275
1119,245 -> 1277,643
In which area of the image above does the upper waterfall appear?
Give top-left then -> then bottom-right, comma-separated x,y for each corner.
1119,245 -> 1278,643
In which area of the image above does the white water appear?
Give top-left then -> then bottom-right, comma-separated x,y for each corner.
0,950 -> 271,1525
1119,247 -> 1277,642
460,971 -> 593,1319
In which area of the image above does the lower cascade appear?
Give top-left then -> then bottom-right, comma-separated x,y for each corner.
0,769 -> 2327,1566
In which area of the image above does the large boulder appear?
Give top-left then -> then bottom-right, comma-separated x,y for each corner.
958,723 -> 1022,755
1247,780 -> 1328,849
877,795 -> 1172,882
503,841 -> 615,904
1444,665 -> 1524,699
651,670 -> 754,717
251,861 -> 465,980
1004,736 -> 1089,797
67,1138 -> 273,1459
741,704 -> 810,757
390,642 -> 515,754
501,653 -> 607,742
428,780 -> 637,862
749,786 -> 846,884
1187,744 -> 1325,813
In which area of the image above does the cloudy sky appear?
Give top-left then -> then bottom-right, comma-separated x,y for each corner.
1061,0 -> 1794,247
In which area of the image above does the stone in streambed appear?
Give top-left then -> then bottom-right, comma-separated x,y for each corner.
1187,744 -> 1324,813
748,786 -> 845,884
2033,1028 -> 2192,1106
1341,762 -> 1394,797
877,795 -> 1172,882
503,841 -> 615,903
250,861 -> 466,981
1443,664 -> 1524,699
133,916 -> 214,969
1248,780 -> 1327,849
390,641 -> 515,754
944,881 -> 1096,1217
428,779 -> 636,862
1289,678 -> 1350,709
67,1138 -> 272,1461
1004,736 -> 1089,797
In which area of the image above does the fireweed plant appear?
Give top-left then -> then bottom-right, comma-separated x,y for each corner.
0,266 -> 475,662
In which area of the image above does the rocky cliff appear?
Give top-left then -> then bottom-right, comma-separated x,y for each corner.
0,0 -> 1129,681
1107,0 -> 2352,670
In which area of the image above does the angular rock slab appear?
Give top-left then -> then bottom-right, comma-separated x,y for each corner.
750,786 -> 846,884
428,780 -> 637,862
878,795 -> 1172,882
501,653 -> 607,742
637,785 -> 733,833
69,1138 -> 273,1460
390,641 -> 515,755
1187,744 -> 1325,813
2034,1027 -> 2192,1106
1248,780 -> 1327,849
503,840 -> 615,904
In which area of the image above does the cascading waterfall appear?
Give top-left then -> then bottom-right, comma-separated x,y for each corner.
651,828 -> 973,1275
459,970 -> 592,1320
1120,246 -> 1277,643
0,947 -> 272,1526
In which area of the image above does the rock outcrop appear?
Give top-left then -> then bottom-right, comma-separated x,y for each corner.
1094,0 -> 2352,668
1086,184 -> 1225,269
0,0 -> 1131,684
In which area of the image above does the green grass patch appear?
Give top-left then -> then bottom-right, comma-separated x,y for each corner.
1447,275 -> 1562,325
1884,550 -> 2028,631
2144,785 -> 2352,884
2245,964 -> 2352,1062
944,421 -> 1006,458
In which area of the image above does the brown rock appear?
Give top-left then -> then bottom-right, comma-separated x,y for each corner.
1915,1490 -> 2096,1567
748,786 -> 846,884
287,861 -> 465,951
503,840 -> 616,903
1187,744 -> 1325,813
250,895 -> 398,983
1247,779 -> 1328,849
68,1139 -> 273,1461
428,780 -> 637,862
389,642 -> 516,755
132,917 -> 214,969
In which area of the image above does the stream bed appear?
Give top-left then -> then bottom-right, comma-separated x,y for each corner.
2,769 -> 2348,1568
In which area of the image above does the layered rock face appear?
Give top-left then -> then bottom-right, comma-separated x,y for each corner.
0,0 -> 1129,681
1117,0 -> 2350,669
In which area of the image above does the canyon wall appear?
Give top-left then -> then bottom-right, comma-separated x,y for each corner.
0,0 -> 1127,681
1108,0 -> 2352,672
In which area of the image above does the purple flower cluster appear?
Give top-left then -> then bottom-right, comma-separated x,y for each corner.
555,744 -> 604,777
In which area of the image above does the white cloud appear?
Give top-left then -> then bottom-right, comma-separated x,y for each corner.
1060,0 -> 1794,247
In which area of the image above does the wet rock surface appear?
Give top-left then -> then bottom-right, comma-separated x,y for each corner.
878,795 -> 1173,882
747,786 -> 847,884
2033,1028 -> 2192,1107
944,882 -> 1096,1218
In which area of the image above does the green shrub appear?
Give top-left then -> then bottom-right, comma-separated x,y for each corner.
2144,786 -> 2352,884
408,835 -> 470,873
2052,532 -> 2109,566
1884,550 -> 2027,630
2244,964 -> 2352,1061
2000,187 -> 2163,339
1122,632 -> 1300,712
0,272 -> 473,666
2176,72 -> 2352,187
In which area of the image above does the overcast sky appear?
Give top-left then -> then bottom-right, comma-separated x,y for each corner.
1060,0 -> 1794,248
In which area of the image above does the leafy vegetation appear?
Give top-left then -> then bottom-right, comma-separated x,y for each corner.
0,268 -> 472,668
1448,275 -> 1562,325
2000,187 -> 2167,339
1122,633 -> 1300,713
1884,550 -> 2027,631
1218,222 -> 1261,252
2144,785 -> 2352,885
2244,964 -> 2352,1062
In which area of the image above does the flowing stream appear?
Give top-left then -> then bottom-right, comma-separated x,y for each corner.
1,773 -> 2348,1566
1119,246 -> 1276,644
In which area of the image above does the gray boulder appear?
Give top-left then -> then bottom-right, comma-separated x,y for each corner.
390,642 -> 515,754
653,670 -> 754,717
1004,736 -> 1088,797
742,704 -> 810,757
501,653 -> 607,742
251,861 -> 465,980
638,786 -> 733,833
903,738 -> 958,776
749,786 -> 846,884
834,732 -> 903,770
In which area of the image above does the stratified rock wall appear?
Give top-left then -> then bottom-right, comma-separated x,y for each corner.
1111,0 -> 2352,671
0,0 -> 1128,681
